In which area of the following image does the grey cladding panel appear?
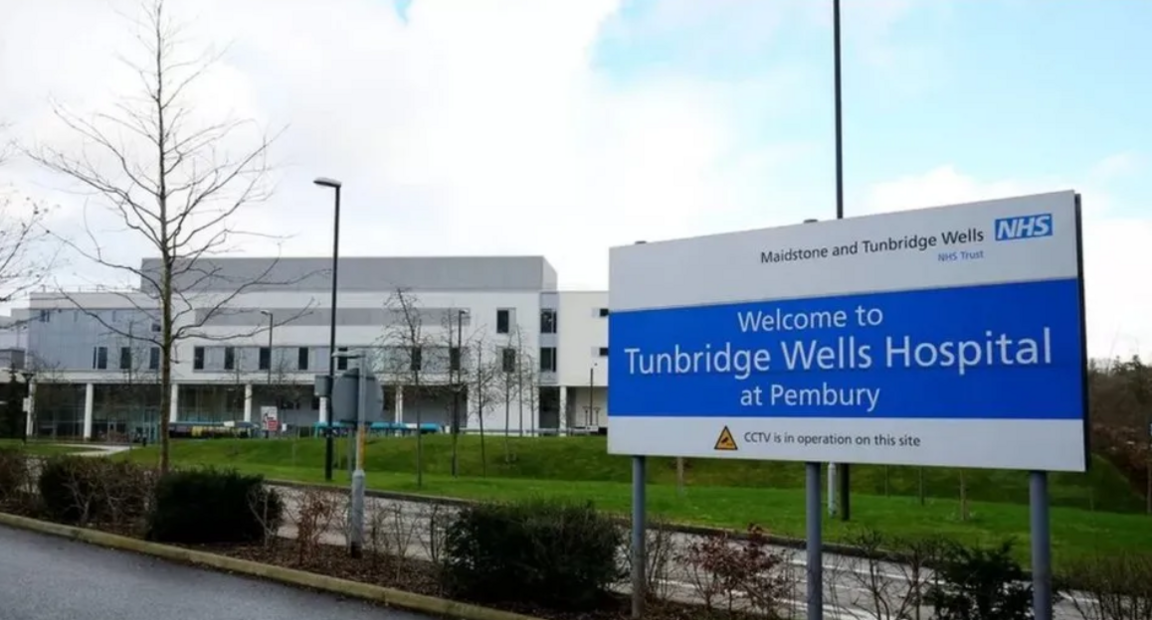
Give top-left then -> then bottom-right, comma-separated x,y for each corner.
27,308 -> 159,371
141,256 -> 558,293
196,307 -> 475,327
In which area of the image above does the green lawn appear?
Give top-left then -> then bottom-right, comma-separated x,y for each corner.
117,435 -> 1151,567
0,439 -> 100,457
125,434 -> 1144,512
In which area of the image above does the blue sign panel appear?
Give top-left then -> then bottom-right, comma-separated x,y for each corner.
609,279 -> 1083,420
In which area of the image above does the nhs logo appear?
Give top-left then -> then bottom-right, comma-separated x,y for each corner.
994,213 -> 1053,241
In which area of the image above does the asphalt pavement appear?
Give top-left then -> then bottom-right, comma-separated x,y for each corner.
0,524 -> 434,620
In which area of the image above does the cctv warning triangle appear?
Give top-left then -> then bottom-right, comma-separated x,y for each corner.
714,426 -> 738,451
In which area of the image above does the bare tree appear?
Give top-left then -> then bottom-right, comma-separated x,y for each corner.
105,317 -> 162,442
0,125 -> 56,305
25,356 -> 68,440
379,289 -> 431,488
507,322 -> 538,436
261,352 -> 304,432
24,0 -> 309,472
467,338 -> 503,476
224,345 -> 253,424
437,309 -> 477,478
493,338 -> 518,461
519,348 -> 540,437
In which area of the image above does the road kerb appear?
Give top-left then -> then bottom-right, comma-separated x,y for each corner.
0,511 -> 543,620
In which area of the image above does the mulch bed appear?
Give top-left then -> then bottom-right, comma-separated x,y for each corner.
187,541 -> 755,620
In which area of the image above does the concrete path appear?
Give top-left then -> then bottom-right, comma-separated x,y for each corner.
0,524 -> 434,620
55,443 -> 133,457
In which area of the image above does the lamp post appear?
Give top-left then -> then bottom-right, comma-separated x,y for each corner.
451,309 -> 467,477
587,363 -> 596,428
19,369 -> 34,444
260,310 -> 274,384
260,310 -> 274,439
332,348 -> 367,558
315,176 -> 343,482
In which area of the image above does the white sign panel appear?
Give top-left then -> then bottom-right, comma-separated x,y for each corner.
607,191 -> 1088,472
260,406 -> 279,432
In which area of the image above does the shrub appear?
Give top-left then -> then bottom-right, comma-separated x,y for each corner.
441,499 -> 623,611
0,448 -> 31,506
38,456 -> 152,527
146,467 -> 282,544
678,524 -> 791,616
1059,552 -> 1152,620
927,539 -> 1038,620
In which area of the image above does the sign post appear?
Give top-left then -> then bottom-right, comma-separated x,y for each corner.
608,191 -> 1088,620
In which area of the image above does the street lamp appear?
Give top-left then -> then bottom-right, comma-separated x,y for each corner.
332,348 -> 366,558
587,363 -> 596,428
451,309 -> 468,477
19,369 -> 34,445
259,310 -> 274,384
315,176 -> 343,482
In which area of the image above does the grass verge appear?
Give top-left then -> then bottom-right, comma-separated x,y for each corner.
0,439 -> 101,456
120,437 -> 1152,568
122,434 -> 1144,512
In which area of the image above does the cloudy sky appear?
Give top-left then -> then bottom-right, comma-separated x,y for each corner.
0,0 -> 1149,359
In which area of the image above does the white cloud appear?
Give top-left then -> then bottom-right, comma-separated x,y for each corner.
857,161 -> 1151,360
1,1 -> 1146,361
0,0 -> 816,294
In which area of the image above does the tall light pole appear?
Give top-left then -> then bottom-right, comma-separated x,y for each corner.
260,310 -> 274,384
260,310 -> 274,440
19,369 -> 33,445
587,363 -> 596,428
315,176 -> 343,482
831,0 -> 851,524
451,309 -> 467,477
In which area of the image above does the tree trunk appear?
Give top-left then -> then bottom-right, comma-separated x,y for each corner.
414,383 -> 423,489
158,263 -> 173,474
959,469 -> 969,521
918,467 -> 926,506
503,385 -> 511,462
676,457 -> 686,497
476,350 -> 487,477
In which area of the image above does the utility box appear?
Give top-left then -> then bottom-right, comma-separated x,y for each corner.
331,367 -> 383,423
314,375 -> 332,399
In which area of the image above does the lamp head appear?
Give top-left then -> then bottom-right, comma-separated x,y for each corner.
313,177 -> 342,189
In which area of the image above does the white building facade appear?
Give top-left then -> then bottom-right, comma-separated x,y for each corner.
15,256 -> 611,440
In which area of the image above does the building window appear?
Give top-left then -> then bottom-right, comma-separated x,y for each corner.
92,346 -> 108,370
119,347 -> 132,370
224,346 -> 236,371
151,322 -> 161,333
258,347 -> 271,371
149,347 -> 160,371
410,347 -> 422,372
540,347 -> 557,372
193,347 -> 205,370
298,347 -> 309,371
38,309 -> 51,323
449,346 -> 461,372
502,348 -> 517,373
540,309 -> 557,334
598,308 -> 609,317
598,347 -> 609,357
496,309 -> 511,334
336,347 -> 348,371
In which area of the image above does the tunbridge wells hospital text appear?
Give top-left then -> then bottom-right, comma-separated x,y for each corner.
620,306 -> 1054,414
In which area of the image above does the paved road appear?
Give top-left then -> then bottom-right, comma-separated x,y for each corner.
0,524 -> 434,620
